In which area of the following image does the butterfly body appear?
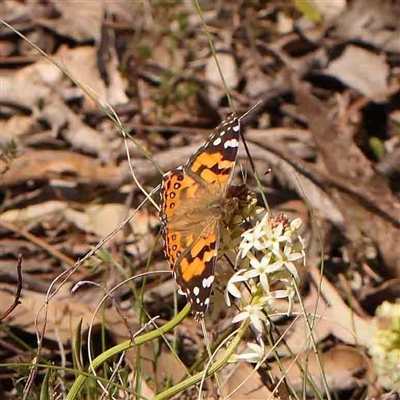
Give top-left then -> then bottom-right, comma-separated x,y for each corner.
160,114 -> 241,320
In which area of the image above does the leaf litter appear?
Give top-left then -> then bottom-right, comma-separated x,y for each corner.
1,1 -> 399,398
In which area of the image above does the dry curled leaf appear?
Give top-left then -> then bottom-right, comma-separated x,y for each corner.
325,45 -> 389,103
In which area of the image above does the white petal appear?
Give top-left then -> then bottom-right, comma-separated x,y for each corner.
288,252 -> 303,262
260,273 -> 270,293
249,257 -> 262,269
267,260 -> 284,273
224,290 -> 232,307
228,283 -> 243,299
247,343 -> 263,353
284,261 -> 299,281
243,269 -> 259,278
232,312 -> 248,324
250,315 -> 264,332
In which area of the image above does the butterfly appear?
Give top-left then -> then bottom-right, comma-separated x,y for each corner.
159,114 -> 241,321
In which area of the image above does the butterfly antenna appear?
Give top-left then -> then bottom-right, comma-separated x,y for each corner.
199,319 -> 224,398
238,99 -> 263,123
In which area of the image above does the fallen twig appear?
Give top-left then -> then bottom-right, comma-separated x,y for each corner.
0,254 -> 23,322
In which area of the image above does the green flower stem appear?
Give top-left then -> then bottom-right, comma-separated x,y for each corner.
153,320 -> 249,400
66,305 -> 190,400
0,363 -> 138,396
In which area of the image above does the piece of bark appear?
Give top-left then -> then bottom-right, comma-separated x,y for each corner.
1,150 -> 123,188
290,75 -> 400,277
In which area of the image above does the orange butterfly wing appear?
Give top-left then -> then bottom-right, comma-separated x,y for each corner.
160,115 -> 241,320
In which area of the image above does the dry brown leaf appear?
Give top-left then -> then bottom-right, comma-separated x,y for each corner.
271,344 -> 374,396
1,150 -> 122,188
36,2 -> 103,43
1,61 -> 62,110
221,361 -> 275,399
1,201 -> 68,224
0,115 -> 34,144
275,266 -> 373,358
310,266 -> 374,346
55,45 -> 128,108
65,205 -> 157,241
292,76 -> 400,277
143,279 -> 176,303
76,204 -> 127,239
333,0 -> 400,53
0,282 -> 142,344
41,97 -> 112,157
140,349 -> 187,390
118,370 -> 155,399
36,1 -> 136,42
206,52 -> 239,107
275,285 -> 331,357
325,45 -> 389,102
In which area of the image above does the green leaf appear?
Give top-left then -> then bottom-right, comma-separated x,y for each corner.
40,369 -> 51,400
293,0 -> 322,23
73,318 -> 83,371
369,137 -> 386,161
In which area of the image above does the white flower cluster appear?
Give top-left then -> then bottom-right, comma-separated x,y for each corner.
225,212 -> 306,333
369,301 -> 400,390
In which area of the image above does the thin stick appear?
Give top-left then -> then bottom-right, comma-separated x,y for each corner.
0,254 -> 23,321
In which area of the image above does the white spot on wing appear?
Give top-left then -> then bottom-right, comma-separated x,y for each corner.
224,139 -> 239,149
202,275 -> 214,288
213,137 -> 222,146
233,124 -> 240,132
193,286 -> 200,296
